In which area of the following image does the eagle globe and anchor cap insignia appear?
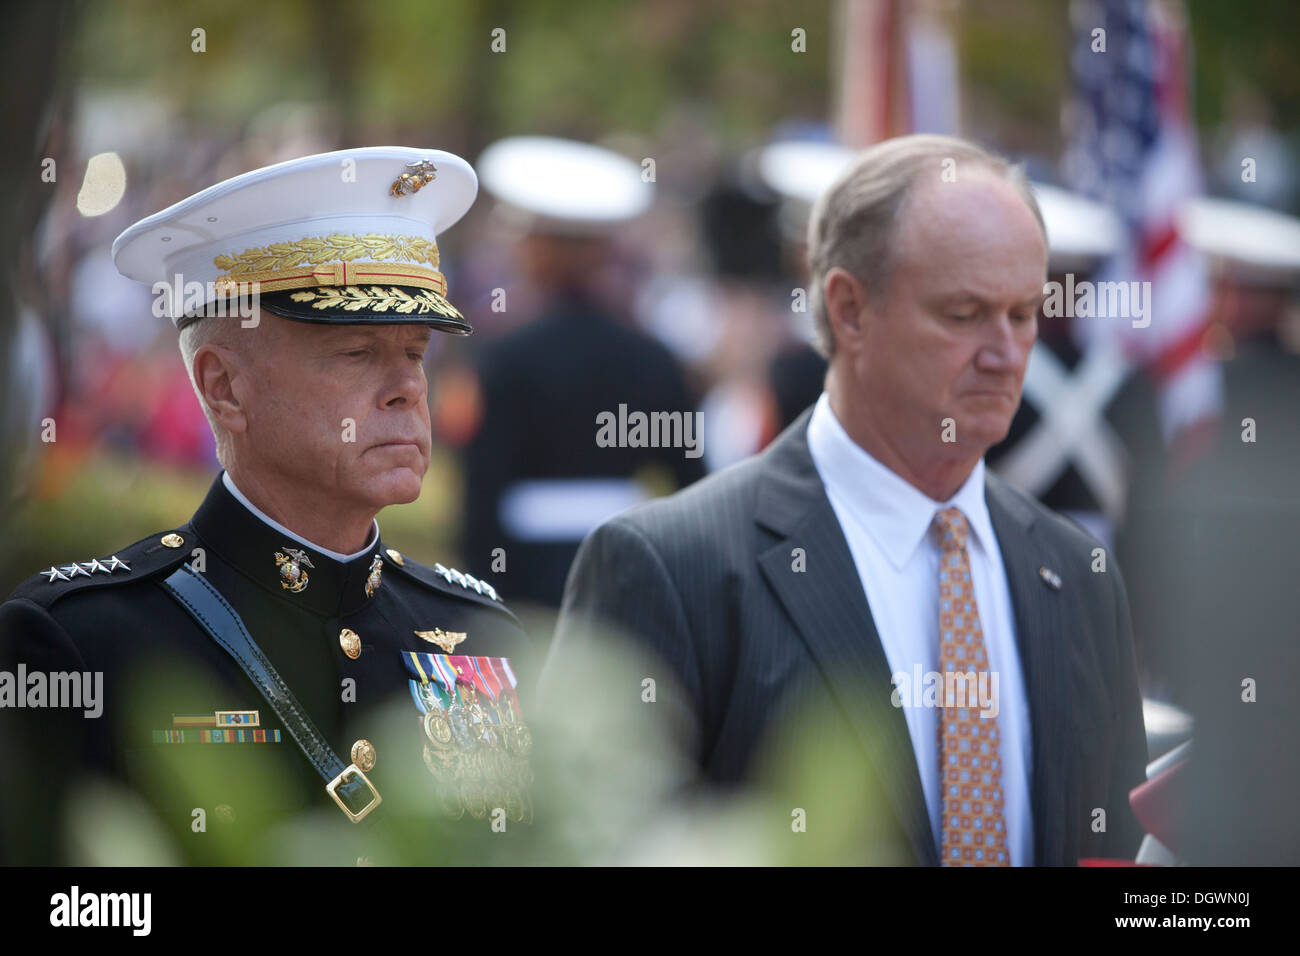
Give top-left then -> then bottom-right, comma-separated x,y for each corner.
390,159 -> 438,197
274,546 -> 314,593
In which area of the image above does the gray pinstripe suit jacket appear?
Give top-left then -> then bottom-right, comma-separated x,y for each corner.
545,409 -> 1148,865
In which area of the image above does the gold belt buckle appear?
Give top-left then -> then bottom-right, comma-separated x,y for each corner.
326,763 -> 382,823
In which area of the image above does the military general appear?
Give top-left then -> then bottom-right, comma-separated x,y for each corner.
0,147 -> 534,864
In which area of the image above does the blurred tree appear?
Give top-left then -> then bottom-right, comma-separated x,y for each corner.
1186,0 -> 1300,132
72,0 -> 833,150
1,0 -> 75,533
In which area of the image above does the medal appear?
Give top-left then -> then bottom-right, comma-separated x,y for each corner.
423,708 -> 453,747
402,650 -> 534,824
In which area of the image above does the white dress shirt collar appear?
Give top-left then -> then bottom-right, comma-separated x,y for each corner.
221,471 -> 379,563
806,392 -> 996,570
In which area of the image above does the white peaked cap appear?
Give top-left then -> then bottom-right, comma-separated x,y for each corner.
112,146 -> 479,332
757,140 -> 858,205
476,136 -> 652,233
1030,182 -> 1124,269
1179,196 -> 1300,284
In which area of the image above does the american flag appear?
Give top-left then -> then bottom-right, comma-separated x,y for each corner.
1062,0 -> 1221,446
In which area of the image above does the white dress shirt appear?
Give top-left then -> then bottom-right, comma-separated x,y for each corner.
222,471 -> 379,563
806,393 -> 1035,865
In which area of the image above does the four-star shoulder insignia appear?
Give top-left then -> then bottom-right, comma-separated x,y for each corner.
14,531 -> 188,609
43,555 -> 131,584
433,563 -> 499,602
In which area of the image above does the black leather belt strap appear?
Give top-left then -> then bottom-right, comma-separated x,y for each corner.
159,563 -> 382,823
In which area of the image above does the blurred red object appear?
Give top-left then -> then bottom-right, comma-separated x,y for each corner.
1129,755 -> 1190,855
137,364 -> 217,467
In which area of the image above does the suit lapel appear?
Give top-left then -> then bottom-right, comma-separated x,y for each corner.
754,412 -> 939,866
985,474 -> 1071,866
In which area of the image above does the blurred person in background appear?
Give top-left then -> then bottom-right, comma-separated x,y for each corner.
641,139 -> 852,474
1119,198 -> 1300,713
1117,198 -> 1300,864
680,163 -> 789,471
460,137 -> 704,617
546,134 -> 1149,866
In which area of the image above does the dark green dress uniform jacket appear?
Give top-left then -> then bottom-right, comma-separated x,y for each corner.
0,474 -> 531,864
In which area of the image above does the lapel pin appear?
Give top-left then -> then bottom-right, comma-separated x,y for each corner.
275,546 -> 314,593
365,553 -> 384,599
1038,566 -> 1063,591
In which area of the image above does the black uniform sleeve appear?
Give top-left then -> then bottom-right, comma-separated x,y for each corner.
0,598 -> 106,864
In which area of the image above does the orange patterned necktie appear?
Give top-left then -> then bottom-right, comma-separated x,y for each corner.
933,506 -> 1009,866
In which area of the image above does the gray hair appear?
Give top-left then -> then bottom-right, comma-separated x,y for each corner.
177,316 -> 243,466
805,134 -> 1045,358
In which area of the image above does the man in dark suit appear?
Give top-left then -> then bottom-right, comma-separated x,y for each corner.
545,134 -> 1148,866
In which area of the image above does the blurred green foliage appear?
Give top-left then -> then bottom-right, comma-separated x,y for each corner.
64,0 -> 1300,158
1186,0 -> 1300,129
54,624 -> 915,864
72,0 -> 833,151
